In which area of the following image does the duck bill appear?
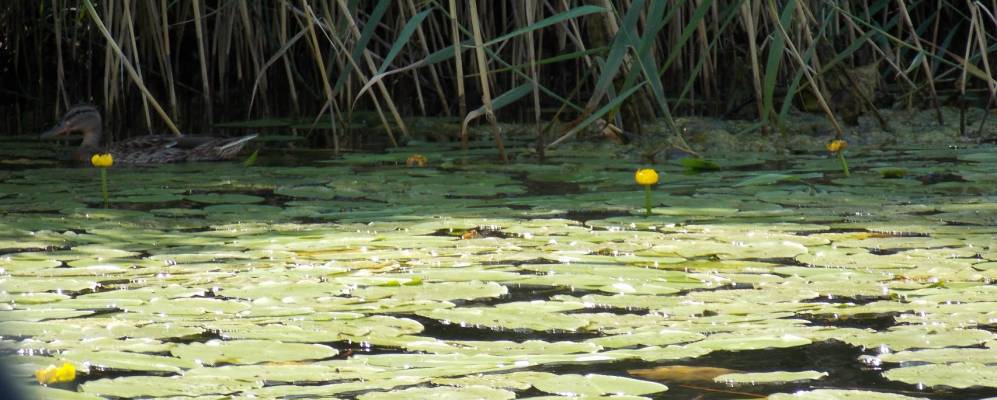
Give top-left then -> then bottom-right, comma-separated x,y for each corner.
40,124 -> 69,138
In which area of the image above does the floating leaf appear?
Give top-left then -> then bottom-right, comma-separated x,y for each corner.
531,373 -> 668,396
629,365 -> 737,382
883,362 -> 997,389
714,370 -> 827,384
171,340 -> 338,366
680,157 -> 720,172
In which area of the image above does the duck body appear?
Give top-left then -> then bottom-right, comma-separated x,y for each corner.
41,104 -> 257,165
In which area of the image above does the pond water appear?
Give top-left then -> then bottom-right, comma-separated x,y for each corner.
1,136 -> 995,399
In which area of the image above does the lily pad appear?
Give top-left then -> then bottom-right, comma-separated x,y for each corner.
80,375 -> 264,397
714,370 -> 827,384
531,374 -> 668,397
357,385 -> 515,400
171,339 -> 338,365
768,389 -> 928,399
883,362 -> 997,389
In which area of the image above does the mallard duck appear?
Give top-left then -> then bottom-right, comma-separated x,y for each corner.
41,104 -> 257,165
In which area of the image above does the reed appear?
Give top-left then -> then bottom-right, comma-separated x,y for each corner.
2,1 -> 993,151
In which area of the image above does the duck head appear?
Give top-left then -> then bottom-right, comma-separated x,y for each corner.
41,104 -> 104,161
42,104 -> 103,139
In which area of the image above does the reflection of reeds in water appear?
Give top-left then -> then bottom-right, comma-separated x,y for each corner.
3,1 -> 994,151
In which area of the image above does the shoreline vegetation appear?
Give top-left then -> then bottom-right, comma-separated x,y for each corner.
0,1 -> 993,154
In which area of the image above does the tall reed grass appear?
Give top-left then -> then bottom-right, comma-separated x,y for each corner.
1,1 -> 994,150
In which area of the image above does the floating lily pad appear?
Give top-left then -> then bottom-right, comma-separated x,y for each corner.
171,339 -> 338,365
714,370 -> 827,384
768,389 -> 928,399
62,350 -> 197,373
80,375 -> 264,397
688,334 -> 812,351
587,329 -> 705,348
883,362 -> 997,389
357,385 -> 515,400
531,373 -> 668,397
417,305 -> 589,332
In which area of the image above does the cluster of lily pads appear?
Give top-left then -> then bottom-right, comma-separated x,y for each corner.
0,138 -> 995,399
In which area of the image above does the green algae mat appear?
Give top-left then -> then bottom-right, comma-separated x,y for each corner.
1,138 -> 995,399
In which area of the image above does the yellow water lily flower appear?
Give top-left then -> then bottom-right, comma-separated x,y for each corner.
635,168 -> 659,186
405,154 -> 428,167
827,140 -> 850,176
635,168 -> 660,217
826,139 -> 847,153
35,362 -> 76,385
90,153 -> 114,168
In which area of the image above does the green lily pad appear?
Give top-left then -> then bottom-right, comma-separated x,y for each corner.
357,385 -> 515,400
768,389 -> 928,399
62,350 -> 197,373
531,374 -> 668,397
587,329 -> 705,348
80,375 -> 264,397
883,362 -> 997,389
877,347 -> 997,364
688,334 -> 812,351
171,339 -> 338,365
714,370 -> 827,384
417,305 -> 589,332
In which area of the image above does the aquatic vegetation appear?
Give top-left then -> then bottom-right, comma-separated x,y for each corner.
406,154 -> 429,167
0,141 -> 994,399
34,362 -> 75,385
826,139 -> 849,177
90,153 -> 113,208
634,168 -> 659,217
679,157 -> 721,173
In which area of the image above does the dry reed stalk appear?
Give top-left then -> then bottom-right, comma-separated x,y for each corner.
406,0 -> 451,115
525,0 -> 544,159
83,0 -> 181,137
765,1 -> 844,139
52,0 -> 68,111
299,0 -> 339,152
468,0 -> 508,161
334,0 -> 410,139
123,0 -> 153,129
278,2 -> 302,116
191,0 -> 213,125
153,0 -> 179,120
695,0 -> 713,100
397,4 -> 427,115
101,0 -> 118,121
960,7 -> 974,136
305,3 -> 397,147
450,0 -> 469,148
740,1 -> 767,132
896,0 -> 944,124
968,1 -> 994,136
238,0 -> 267,109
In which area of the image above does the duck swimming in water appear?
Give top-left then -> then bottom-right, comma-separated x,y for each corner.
41,104 -> 257,165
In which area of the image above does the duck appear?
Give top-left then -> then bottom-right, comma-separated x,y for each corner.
41,104 -> 258,165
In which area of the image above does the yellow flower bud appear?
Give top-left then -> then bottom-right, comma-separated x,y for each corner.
90,153 -> 114,168
826,139 -> 847,153
35,362 -> 76,385
405,154 -> 428,167
635,168 -> 659,186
